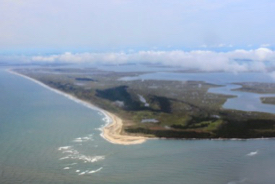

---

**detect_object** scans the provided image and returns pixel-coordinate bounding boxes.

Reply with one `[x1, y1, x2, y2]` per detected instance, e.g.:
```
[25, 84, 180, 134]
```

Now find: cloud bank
[31, 48, 275, 73]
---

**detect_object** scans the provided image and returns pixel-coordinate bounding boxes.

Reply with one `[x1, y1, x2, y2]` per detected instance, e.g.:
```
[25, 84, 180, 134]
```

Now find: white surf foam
[72, 134, 94, 143]
[62, 149, 78, 154]
[79, 171, 88, 175]
[76, 155, 105, 163]
[63, 167, 70, 170]
[59, 156, 70, 160]
[88, 167, 103, 174]
[58, 146, 72, 151]
[58, 146, 105, 163]
[98, 115, 113, 139]
[246, 150, 258, 156]
[78, 167, 103, 175]
[73, 138, 83, 143]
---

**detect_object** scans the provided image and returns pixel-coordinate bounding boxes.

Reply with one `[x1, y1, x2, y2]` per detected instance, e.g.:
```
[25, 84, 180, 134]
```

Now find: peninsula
[12, 68, 275, 144]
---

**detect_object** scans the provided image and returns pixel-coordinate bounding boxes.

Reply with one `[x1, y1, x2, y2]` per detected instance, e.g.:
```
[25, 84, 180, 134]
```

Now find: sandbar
[102, 111, 147, 145]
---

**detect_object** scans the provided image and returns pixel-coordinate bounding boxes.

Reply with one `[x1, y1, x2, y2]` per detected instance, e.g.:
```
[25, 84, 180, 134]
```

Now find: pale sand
[8, 69, 147, 145]
[102, 111, 147, 145]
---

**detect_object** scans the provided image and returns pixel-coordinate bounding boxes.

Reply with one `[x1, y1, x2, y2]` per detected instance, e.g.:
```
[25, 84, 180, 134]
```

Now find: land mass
[261, 97, 275, 105]
[13, 68, 275, 142]
[233, 82, 275, 94]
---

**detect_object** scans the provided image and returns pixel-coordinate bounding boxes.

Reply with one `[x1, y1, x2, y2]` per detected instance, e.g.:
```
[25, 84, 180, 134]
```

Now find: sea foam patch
[88, 167, 103, 174]
[72, 134, 94, 143]
[14, 70, 106, 175]
[58, 145, 105, 175]
[96, 115, 113, 137]
[58, 146, 105, 163]
[246, 150, 259, 156]
[77, 167, 103, 176]
[10, 70, 120, 148]
[58, 146, 72, 151]
[59, 156, 70, 160]
[79, 171, 86, 175]
[11, 70, 107, 176]
[102, 117, 111, 124]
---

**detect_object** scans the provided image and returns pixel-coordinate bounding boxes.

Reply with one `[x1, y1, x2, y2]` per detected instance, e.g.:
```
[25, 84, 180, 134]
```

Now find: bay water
[121, 71, 275, 114]
[1, 68, 275, 184]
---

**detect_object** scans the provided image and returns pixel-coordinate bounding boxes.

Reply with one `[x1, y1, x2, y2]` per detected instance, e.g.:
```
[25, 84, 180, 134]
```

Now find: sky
[1, 0, 275, 51]
[1, 0, 275, 73]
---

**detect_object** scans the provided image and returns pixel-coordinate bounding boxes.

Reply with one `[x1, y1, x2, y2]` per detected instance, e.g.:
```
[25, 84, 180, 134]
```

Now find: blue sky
[1, 0, 275, 75]
[1, 0, 275, 53]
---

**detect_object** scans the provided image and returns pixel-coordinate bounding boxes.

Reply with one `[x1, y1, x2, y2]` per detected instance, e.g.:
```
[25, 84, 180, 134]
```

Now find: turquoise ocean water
[1, 68, 275, 184]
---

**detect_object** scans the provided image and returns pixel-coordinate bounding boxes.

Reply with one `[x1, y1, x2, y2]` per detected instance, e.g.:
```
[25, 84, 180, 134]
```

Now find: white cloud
[229, 48, 274, 61]
[30, 48, 275, 72]
[32, 52, 129, 64]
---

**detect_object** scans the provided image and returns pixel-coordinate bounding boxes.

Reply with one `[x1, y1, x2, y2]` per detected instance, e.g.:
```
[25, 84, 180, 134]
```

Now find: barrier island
[13, 68, 275, 142]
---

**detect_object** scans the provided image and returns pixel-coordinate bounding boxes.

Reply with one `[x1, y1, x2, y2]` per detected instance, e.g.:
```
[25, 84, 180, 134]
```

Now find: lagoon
[121, 71, 275, 114]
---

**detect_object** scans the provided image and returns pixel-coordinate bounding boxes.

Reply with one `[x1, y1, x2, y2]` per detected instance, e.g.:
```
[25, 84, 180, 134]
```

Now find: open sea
[1, 67, 275, 184]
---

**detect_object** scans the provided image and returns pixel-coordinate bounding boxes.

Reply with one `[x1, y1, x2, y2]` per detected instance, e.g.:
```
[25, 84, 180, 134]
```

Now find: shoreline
[7, 69, 275, 143]
[102, 111, 147, 145]
[8, 69, 147, 145]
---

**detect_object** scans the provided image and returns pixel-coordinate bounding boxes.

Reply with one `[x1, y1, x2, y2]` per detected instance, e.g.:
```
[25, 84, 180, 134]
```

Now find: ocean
[1, 67, 275, 184]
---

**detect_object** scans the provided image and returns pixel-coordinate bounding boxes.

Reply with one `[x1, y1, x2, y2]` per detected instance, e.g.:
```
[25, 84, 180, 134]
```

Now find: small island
[233, 82, 275, 94]
[12, 68, 275, 144]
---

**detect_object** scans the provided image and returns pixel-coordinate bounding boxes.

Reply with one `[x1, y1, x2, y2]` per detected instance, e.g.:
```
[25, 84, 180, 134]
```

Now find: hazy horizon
[1, 0, 275, 75]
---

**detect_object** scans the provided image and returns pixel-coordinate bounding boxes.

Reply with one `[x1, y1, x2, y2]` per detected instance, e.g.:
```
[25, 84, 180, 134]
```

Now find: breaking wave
[72, 134, 94, 143]
[246, 150, 259, 156]
[77, 167, 103, 176]
[58, 146, 105, 163]
[58, 134, 105, 175]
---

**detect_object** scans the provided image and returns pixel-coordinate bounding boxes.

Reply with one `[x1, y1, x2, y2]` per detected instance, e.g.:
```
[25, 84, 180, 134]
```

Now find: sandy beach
[102, 111, 147, 145]
[8, 69, 147, 145]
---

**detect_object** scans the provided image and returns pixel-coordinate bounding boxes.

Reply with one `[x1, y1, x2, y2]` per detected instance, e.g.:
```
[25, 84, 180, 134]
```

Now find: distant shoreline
[8, 69, 147, 145]
[8, 68, 275, 142]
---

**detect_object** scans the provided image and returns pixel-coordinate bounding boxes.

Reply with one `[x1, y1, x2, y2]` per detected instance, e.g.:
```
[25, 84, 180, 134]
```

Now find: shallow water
[121, 72, 275, 113]
[209, 84, 275, 113]
[1, 68, 275, 184]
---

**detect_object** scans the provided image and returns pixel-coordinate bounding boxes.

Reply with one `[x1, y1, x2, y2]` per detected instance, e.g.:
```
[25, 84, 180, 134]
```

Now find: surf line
[8, 69, 147, 145]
